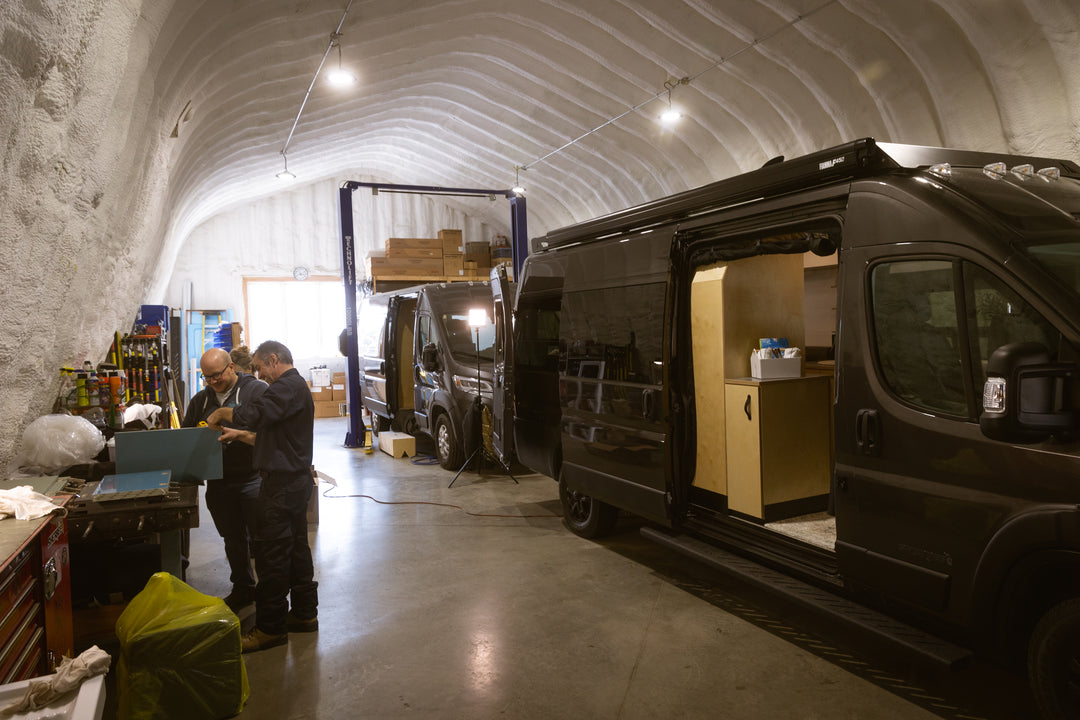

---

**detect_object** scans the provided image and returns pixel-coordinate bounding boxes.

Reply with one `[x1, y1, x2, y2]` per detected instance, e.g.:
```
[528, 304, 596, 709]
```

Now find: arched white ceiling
[146, 0, 1080, 297]
[2, 0, 1079, 470]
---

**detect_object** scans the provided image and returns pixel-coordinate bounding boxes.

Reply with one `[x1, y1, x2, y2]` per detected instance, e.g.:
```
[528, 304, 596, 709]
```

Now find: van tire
[434, 413, 463, 469]
[371, 416, 390, 437]
[1029, 597, 1080, 720]
[559, 473, 617, 538]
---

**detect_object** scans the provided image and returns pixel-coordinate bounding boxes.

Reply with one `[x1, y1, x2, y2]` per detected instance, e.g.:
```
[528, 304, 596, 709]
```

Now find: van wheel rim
[437, 423, 450, 459]
[566, 490, 590, 522]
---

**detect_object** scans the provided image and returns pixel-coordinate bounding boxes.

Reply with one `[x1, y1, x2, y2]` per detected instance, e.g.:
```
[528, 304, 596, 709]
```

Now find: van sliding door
[491, 266, 514, 465]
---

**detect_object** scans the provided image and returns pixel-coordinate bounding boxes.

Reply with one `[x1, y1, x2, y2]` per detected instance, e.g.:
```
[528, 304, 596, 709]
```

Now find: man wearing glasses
[182, 347, 267, 612]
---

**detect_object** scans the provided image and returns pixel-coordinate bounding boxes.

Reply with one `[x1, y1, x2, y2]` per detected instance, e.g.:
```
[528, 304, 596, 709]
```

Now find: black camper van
[491, 138, 1080, 718]
[358, 281, 498, 468]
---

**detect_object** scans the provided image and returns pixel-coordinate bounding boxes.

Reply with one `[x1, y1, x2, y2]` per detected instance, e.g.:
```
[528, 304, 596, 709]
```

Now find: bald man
[182, 347, 268, 612]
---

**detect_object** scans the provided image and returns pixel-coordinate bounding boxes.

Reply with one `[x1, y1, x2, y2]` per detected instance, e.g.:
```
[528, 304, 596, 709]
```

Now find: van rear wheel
[371, 416, 390, 437]
[434, 414, 463, 470]
[1029, 597, 1080, 720]
[559, 473, 617, 538]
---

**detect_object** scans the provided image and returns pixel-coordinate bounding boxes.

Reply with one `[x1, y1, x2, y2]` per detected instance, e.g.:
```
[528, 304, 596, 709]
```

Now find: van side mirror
[421, 343, 439, 372]
[980, 342, 1078, 443]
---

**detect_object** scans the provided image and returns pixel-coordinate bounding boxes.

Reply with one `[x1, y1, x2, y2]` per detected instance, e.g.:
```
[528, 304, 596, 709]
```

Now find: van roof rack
[539, 137, 1080, 251]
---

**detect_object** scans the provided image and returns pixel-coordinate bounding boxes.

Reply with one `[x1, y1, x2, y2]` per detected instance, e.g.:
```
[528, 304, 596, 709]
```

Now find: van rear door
[491, 266, 515, 465]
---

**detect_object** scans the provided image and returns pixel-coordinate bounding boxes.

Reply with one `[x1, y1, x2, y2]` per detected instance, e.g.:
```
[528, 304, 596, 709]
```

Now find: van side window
[871, 261, 967, 416]
[515, 302, 560, 371]
[560, 282, 665, 385]
[964, 263, 1061, 389]
[417, 315, 431, 352]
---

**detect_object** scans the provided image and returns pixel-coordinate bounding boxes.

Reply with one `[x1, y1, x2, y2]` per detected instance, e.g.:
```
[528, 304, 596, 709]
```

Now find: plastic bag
[17, 414, 105, 473]
[116, 573, 249, 720]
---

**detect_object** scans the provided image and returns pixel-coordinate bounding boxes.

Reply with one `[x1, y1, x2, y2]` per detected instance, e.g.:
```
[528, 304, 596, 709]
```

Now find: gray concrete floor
[181, 417, 1025, 720]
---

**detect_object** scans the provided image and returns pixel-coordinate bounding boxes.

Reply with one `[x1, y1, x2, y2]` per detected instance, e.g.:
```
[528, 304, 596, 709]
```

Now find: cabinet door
[725, 385, 762, 518]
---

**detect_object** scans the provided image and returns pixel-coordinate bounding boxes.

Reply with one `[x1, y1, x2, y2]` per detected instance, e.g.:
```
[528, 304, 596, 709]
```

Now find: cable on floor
[321, 486, 561, 519]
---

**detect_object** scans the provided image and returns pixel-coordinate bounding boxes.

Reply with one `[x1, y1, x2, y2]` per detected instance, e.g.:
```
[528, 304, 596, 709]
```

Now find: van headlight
[453, 375, 493, 396]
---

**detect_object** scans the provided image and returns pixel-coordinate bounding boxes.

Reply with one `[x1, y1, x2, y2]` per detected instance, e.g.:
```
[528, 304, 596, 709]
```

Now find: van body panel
[491, 266, 515, 465]
[511, 255, 567, 479]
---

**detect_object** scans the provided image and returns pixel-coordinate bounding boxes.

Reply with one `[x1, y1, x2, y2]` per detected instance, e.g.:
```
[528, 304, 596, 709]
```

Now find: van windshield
[439, 311, 496, 362]
[1024, 238, 1080, 300]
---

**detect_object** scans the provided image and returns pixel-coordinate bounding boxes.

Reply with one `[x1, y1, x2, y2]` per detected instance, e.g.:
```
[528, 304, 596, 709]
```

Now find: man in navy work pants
[182, 347, 267, 612]
[207, 340, 319, 653]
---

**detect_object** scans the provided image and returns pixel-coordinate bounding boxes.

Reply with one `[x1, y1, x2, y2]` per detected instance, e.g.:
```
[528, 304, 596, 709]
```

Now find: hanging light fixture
[511, 166, 526, 195]
[660, 78, 686, 125]
[326, 32, 357, 87]
[276, 151, 296, 181]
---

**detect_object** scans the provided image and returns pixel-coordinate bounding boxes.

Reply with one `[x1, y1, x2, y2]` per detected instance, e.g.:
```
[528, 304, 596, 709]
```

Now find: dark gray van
[358, 281, 498, 468]
[492, 138, 1080, 718]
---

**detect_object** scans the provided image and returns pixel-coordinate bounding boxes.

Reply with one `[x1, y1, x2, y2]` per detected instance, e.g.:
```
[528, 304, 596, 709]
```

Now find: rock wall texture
[0, 0, 175, 471]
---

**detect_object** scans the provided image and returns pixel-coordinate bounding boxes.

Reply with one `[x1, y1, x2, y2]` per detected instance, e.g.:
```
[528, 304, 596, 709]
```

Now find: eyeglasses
[203, 364, 232, 382]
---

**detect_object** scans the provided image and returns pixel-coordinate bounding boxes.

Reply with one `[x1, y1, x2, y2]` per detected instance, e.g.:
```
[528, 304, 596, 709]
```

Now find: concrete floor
[178, 417, 1027, 720]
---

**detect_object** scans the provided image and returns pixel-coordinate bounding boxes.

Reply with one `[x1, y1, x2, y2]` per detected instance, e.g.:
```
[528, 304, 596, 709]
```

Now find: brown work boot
[286, 611, 318, 633]
[241, 627, 287, 653]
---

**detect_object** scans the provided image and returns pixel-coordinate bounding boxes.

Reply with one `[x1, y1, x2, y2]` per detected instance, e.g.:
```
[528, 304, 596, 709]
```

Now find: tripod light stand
[449, 307, 518, 488]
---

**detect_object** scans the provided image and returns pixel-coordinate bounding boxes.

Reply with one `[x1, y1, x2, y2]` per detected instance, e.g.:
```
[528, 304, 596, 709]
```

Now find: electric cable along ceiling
[88, 0, 1080, 295]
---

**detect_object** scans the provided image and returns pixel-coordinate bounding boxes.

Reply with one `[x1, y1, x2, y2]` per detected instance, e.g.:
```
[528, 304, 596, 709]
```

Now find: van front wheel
[559, 473, 617, 538]
[1029, 597, 1080, 720]
[435, 414, 463, 470]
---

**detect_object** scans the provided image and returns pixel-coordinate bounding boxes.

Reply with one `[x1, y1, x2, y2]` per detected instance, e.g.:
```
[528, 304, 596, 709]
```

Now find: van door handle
[642, 389, 655, 420]
[855, 408, 879, 455]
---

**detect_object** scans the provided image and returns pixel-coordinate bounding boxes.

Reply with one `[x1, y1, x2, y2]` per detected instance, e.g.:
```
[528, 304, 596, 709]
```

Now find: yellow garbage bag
[115, 572, 249, 720]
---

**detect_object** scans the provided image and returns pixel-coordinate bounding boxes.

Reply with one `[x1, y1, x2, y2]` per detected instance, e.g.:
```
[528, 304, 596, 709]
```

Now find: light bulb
[661, 107, 682, 125]
[327, 67, 357, 86]
[276, 169, 296, 181]
[512, 185, 526, 195]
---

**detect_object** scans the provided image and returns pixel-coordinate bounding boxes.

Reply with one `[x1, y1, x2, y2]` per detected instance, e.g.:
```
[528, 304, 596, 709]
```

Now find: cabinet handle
[743, 394, 752, 421]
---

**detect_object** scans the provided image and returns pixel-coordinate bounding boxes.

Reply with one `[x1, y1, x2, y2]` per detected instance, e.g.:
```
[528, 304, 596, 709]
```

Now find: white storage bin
[751, 355, 802, 379]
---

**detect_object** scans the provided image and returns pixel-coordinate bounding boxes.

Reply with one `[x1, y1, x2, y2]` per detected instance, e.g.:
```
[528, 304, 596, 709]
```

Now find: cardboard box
[331, 384, 346, 401]
[443, 255, 464, 276]
[311, 386, 333, 402]
[332, 372, 346, 383]
[464, 242, 491, 268]
[439, 229, 463, 255]
[750, 355, 802, 379]
[387, 237, 443, 258]
[378, 431, 416, 458]
[313, 400, 340, 418]
[369, 256, 444, 278]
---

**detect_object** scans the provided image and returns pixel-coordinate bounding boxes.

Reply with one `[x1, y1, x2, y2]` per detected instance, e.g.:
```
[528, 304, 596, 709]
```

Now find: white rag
[0, 486, 64, 521]
[0, 645, 110, 715]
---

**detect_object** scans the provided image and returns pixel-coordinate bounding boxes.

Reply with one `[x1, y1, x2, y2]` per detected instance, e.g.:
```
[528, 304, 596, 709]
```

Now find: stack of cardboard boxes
[365, 229, 497, 286]
[311, 370, 348, 418]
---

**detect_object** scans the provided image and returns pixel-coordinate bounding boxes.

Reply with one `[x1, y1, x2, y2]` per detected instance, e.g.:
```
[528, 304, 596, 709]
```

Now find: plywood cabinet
[724, 375, 831, 521]
[690, 253, 806, 496]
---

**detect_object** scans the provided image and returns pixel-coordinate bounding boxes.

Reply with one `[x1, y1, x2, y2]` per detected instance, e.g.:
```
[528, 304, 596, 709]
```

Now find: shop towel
[0, 485, 65, 521]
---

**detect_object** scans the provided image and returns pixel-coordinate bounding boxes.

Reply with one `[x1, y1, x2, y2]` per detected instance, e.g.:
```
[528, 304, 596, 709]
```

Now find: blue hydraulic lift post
[337, 180, 528, 449]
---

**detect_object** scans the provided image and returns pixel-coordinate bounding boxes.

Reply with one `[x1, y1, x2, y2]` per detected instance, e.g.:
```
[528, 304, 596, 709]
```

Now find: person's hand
[218, 427, 255, 446]
[205, 407, 233, 429]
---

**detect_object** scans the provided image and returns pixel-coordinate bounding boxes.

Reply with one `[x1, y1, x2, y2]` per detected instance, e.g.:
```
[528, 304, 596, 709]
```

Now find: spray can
[76, 371, 88, 408]
[111, 371, 126, 427]
[98, 371, 109, 409]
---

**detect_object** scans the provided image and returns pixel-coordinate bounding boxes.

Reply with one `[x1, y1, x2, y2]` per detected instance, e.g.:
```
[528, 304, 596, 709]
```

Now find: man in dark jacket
[183, 347, 267, 611]
[207, 340, 318, 653]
